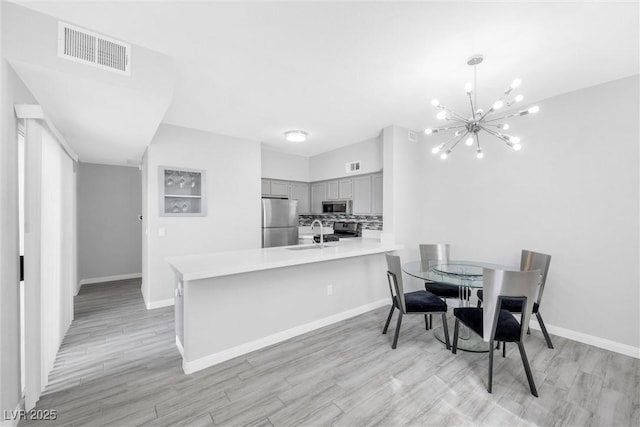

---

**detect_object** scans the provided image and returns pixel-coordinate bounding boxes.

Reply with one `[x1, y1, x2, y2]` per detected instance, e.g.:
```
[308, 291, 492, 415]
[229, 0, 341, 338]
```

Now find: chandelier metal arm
[438, 105, 469, 122]
[448, 131, 470, 152]
[481, 126, 512, 144]
[485, 108, 531, 123]
[429, 124, 467, 134]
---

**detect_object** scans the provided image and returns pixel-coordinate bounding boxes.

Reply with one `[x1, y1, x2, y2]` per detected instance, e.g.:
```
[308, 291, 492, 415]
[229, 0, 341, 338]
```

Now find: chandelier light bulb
[513, 143, 522, 151]
[465, 137, 474, 146]
[440, 149, 451, 160]
[510, 78, 522, 89]
[425, 128, 433, 135]
[509, 136, 521, 144]
[476, 149, 484, 159]
[465, 82, 473, 93]
[432, 143, 445, 154]
[514, 94, 524, 102]
[476, 108, 483, 116]
[431, 99, 440, 107]
[493, 100, 504, 110]
[436, 110, 447, 120]
[497, 123, 510, 130]
[528, 106, 540, 114]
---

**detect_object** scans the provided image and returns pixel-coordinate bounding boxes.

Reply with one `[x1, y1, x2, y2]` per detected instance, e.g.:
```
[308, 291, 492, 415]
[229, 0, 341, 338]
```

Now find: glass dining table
[402, 260, 518, 352]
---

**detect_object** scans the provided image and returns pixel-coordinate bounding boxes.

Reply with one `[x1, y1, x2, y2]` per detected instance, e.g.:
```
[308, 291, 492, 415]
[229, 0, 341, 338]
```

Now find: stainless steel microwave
[322, 200, 352, 214]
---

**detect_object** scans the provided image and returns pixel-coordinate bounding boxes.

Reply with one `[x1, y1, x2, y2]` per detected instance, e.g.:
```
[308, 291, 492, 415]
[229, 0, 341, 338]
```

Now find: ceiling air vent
[58, 22, 130, 75]
[408, 130, 418, 142]
[345, 161, 361, 173]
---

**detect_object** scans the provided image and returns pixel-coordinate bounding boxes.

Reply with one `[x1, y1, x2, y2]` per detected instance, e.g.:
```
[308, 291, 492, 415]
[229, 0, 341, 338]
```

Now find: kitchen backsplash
[298, 214, 383, 230]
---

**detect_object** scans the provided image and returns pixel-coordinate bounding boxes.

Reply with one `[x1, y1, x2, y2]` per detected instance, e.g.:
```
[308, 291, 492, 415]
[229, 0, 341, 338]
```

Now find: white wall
[0, 58, 37, 416]
[77, 163, 142, 284]
[261, 149, 309, 181]
[309, 134, 382, 181]
[385, 76, 640, 352]
[143, 124, 261, 308]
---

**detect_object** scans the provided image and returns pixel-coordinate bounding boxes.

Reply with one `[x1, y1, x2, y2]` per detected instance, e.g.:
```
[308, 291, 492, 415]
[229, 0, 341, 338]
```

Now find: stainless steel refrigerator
[262, 198, 299, 248]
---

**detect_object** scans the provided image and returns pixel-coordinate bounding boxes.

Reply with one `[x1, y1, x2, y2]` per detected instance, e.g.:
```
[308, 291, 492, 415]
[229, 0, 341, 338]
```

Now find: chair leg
[424, 315, 429, 330]
[441, 313, 451, 350]
[382, 305, 395, 334]
[517, 341, 538, 397]
[536, 312, 554, 349]
[502, 342, 506, 358]
[391, 312, 403, 349]
[496, 341, 500, 350]
[477, 300, 482, 308]
[429, 314, 433, 329]
[488, 339, 494, 393]
[452, 319, 460, 354]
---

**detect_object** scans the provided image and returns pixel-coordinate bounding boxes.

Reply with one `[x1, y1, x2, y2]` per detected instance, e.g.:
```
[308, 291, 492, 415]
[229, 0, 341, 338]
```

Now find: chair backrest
[419, 244, 450, 269]
[385, 253, 407, 313]
[482, 268, 540, 342]
[520, 250, 551, 305]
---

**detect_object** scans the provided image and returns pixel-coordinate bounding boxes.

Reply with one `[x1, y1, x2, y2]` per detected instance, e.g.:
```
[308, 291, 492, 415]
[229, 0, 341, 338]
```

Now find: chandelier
[425, 54, 539, 159]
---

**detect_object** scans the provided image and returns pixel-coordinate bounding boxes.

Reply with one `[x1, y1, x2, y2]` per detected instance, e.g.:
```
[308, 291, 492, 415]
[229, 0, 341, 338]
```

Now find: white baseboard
[145, 298, 174, 310]
[183, 299, 389, 374]
[529, 319, 640, 359]
[0, 400, 24, 427]
[175, 336, 184, 358]
[79, 273, 141, 286]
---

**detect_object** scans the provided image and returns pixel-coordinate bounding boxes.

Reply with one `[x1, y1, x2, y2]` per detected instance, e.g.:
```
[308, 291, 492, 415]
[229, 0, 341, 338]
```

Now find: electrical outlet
[327, 284, 333, 295]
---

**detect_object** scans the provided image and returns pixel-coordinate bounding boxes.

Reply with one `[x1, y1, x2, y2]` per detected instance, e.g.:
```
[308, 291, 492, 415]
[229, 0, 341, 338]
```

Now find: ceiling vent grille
[345, 161, 361, 173]
[58, 22, 130, 75]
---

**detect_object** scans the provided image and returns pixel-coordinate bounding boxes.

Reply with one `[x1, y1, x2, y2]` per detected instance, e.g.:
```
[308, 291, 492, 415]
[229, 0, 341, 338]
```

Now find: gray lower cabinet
[311, 182, 326, 213]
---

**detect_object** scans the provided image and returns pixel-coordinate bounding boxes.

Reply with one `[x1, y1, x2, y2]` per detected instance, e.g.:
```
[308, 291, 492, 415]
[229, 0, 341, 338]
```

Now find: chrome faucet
[311, 219, 324, 248]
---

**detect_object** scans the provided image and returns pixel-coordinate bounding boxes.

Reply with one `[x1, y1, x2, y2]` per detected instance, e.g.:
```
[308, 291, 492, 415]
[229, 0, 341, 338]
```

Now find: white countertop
[166, 238, 402, 281]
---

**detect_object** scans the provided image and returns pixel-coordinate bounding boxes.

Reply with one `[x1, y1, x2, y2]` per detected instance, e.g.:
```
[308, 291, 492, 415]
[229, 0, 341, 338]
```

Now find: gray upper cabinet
[290, 182, 310, 214]
[339, 179, 353, 199]
[326, 181, 339, 200]
[311, 182, 326, 213]
[261, 179, 271, 196]
[372, 173, 383, 214]
[270, 180, 290, 197]
[352, 175, 372, 214]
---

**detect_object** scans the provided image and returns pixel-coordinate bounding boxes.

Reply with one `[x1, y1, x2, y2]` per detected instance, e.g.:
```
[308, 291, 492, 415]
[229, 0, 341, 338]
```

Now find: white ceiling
[10, 1, 640, 161]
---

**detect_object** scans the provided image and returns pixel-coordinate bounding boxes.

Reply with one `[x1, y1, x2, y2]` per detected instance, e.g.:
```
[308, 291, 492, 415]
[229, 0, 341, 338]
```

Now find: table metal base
[433, 323, 490, 353]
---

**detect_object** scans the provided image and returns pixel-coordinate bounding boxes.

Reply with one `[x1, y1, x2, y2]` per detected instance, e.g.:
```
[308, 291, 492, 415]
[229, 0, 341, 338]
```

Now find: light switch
[159, 227, 166, 237]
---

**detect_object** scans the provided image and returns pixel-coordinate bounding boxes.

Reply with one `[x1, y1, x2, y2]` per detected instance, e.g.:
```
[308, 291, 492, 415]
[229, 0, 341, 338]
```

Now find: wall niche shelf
[159, 166, 206, 217]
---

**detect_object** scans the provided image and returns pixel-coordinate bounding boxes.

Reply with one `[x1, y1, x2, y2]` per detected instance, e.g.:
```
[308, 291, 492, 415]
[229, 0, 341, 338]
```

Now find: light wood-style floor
[21, 279, 639, 426]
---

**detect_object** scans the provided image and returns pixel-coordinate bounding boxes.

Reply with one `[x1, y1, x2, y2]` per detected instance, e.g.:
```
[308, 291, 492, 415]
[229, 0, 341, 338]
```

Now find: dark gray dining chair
[383, 253, 450, 349]
[419, 243, 469, 329]
[453, 268, 540, 397]
[477, 250, 553, 348]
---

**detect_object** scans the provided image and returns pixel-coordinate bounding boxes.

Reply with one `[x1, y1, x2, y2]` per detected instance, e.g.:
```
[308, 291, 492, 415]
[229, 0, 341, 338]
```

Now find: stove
[332, 221, 360, 238]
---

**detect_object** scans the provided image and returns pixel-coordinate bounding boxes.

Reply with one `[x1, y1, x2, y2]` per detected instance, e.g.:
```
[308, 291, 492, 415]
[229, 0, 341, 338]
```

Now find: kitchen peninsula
[166, 238, 402, 374]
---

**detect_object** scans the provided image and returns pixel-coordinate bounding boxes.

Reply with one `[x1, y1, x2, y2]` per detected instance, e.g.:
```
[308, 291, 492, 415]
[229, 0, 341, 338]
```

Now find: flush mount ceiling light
[284, 130, 308, 143]
[425, 54, 539, 160]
